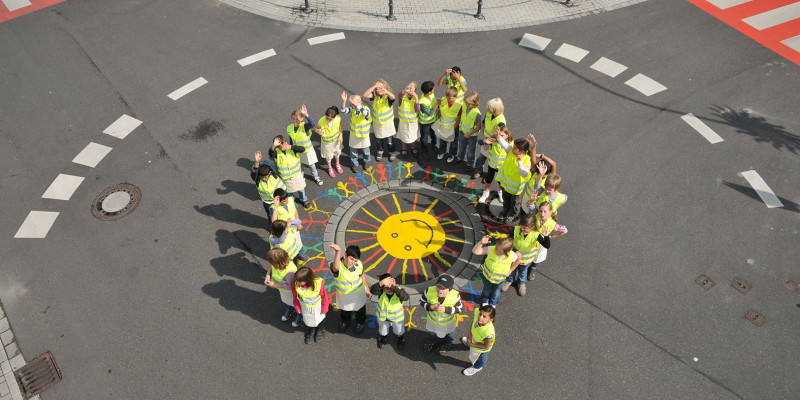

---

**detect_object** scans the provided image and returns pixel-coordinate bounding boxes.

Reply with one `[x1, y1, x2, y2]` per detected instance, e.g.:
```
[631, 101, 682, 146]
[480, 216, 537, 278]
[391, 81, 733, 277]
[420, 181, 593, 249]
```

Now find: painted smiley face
[376, 211, 445, 259]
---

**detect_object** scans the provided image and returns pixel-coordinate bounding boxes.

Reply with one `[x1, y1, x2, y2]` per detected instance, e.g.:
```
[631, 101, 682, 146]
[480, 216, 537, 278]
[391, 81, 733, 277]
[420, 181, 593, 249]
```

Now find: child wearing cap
[370, 273, 409, 350]
[420, 274, 463, 354]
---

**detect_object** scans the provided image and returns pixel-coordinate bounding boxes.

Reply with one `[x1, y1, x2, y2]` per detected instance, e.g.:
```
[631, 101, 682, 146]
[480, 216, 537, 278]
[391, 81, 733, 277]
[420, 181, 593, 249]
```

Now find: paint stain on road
[180, 119, 224, 142]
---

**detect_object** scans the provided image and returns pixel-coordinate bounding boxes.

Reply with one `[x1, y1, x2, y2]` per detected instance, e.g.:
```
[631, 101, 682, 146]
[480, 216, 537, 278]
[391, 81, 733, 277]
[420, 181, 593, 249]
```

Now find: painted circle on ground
[101, 191, 132, 213]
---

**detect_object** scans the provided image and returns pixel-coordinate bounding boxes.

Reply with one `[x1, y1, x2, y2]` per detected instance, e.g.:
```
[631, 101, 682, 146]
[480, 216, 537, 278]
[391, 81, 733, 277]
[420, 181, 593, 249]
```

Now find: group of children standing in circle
[247, 66, 569, 376]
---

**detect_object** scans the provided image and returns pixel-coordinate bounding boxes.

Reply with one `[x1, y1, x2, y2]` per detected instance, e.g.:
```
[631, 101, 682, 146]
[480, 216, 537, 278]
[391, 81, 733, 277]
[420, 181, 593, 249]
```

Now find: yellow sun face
[376, 211, 445, 259]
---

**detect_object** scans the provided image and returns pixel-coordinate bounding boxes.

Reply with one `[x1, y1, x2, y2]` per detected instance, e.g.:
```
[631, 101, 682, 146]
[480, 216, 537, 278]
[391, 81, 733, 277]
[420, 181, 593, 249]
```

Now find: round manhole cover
[92, 184, 141, 221]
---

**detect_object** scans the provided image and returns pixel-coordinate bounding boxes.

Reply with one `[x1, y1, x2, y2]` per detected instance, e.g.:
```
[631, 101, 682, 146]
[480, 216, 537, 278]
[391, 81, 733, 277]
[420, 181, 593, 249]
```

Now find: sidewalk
[0, 304, 36, 400]
[219, 0, 648, 33]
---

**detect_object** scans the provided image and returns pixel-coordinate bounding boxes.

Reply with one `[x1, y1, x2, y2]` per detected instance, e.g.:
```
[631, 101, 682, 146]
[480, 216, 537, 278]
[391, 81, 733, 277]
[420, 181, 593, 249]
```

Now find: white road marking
[14, 211, 59, 239]
[167, 77, 208, 100]
[624, 73, 667, 96]
[590, 57, 628, 77]
[707, 0, 751, 9]
[103, 114, 142, 139]
[781, 34, 800, 52]
[681, 113, 724, 144]
[554, 43, 589, 63]
[42, 174, 85, 200]
[1, 0, 31, 12]
[72, 142, 113, 168]
[742, 2, 800, 30]
[741, 170, 784, 208]
[518, 33, 551, 51]
[307, 32, 345, 45]
[238, 49, 276, 66]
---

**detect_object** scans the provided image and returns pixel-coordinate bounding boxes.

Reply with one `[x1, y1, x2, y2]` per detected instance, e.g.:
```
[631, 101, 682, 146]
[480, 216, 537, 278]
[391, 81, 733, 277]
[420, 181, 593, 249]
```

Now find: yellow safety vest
[398, 95, 417, 123]
[439, 98, 461, 130]
[376, 290, 404, 323]
[425, 286, 459, 326]
[274, 198, 297, 222]
[446, 75, 467, 103]
[535, 191, 567, 214]
[371, 95, 394, 125]
[275, 148, 302, 182]
[499, 153, 531, 195]
[334, 259, 364, 295]
[535, 217, 557, 249]
[469, 308, 495, 353]
[256, 175, 285, 203]
[513, 226, 540, 264]
[524, 173, 547, 201]
[460, 106, 481, 135]
[270, 261, 297, 291]
[349, 109, 371, 139]
[270, 230, 301, 259]
[296, 277, 323, 307]
[286, 123, 312, 155]
[483, 113, 507, 139]
[482, 246, 515, 284]
[488, 141, 507, 169]
[418, 94, 437, 124]
[317, 115, 341, 143]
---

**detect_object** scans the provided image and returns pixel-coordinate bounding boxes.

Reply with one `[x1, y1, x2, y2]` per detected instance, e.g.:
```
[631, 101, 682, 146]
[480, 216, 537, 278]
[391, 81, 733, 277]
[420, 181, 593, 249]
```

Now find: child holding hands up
[370, 273, 410, 350]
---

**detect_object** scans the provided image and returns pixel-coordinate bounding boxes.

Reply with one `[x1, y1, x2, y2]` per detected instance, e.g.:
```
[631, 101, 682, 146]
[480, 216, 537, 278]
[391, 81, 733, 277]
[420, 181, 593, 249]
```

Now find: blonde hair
[545, 174, 562, 191]
[464, 92, 480, 109]
[348, 94, 362, 104]
[498, 125, 513, 142]
[375, 78, 393, 94]
[445, 86, 458, 97]
[486, 98, 504, 116]
[290, 109, 303, 119]
[267, 248, 290, 270]
[406, 81, 418, 94]
[495, 237, 513, 255]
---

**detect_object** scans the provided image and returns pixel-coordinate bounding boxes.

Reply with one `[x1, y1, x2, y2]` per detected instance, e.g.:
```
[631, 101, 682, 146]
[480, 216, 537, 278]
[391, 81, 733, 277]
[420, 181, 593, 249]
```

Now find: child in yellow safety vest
[528, 167, 568, 216]
[477, 125, 512, 205]
[363, 79, 397, 162]
[250, 151, 285, 218]
[474, 97, 507, 179]
[395, 81, 421, 158]
[340, 91, 372, 173]
[264, 248, 299, 325]
[417, 81, 438, 160]
[496, 137, 533, 225]
[270, 135, 311, 209]
[292, 266, 330, 344]
[269, 219, 307, 266]
[313, 106, 344, 178]
[420, 274, 463, 354]
[437, 66, 468, 103]
[460, 305, 496, 376]
[525, 201, 568, 282]
[369, 273, 409, 350]
[522, 136, 558, 210]
[501, 213, 551, 296]
[472, 235, 522, 307]
[329, 243, 371, 335]
[457, 92, 483, 173]
[434, 86, 462, 162]
[268, 188, 300, 226]
[287, 105, 323, 186]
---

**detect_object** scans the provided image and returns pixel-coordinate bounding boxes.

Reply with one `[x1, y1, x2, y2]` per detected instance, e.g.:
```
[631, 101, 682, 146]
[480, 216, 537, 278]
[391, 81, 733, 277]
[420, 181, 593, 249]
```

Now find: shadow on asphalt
[216, 180, 260, 201]
[711, 105, 800, 155]
[201, 279, 296, 333]
[194, 203, 269, 230]
[722, 181, 800, 213]
[210, 251, 265, 285]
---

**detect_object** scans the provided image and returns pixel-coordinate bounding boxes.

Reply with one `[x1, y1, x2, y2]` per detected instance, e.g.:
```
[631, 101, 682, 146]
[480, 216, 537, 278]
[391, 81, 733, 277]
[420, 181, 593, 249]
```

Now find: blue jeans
[419, 123, 437, 153]
[303, 163, 319, 179]
[473, 351, 489, 369]
[457, 134, 478, 167]
[506, 262, 532, 284]
[375, 137, 395, 156]
[349, 147, 371, 167]
[428, 330, 454, 345]
[480, 273, 503, 306]
[475, 153, 488, 172]
[292, 189, 307, 203]
[438, 139, 457, 157]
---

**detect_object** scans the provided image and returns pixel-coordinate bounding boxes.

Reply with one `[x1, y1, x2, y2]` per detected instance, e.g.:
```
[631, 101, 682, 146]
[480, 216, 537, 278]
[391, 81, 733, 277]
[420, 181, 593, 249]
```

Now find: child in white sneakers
[460, 304, 496, 376]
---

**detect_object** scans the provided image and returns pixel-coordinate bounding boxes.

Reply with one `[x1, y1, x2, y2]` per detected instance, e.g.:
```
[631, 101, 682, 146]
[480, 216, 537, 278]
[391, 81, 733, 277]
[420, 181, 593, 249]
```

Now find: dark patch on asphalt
[180, 119, 224, 142]
[157, 143, 168, 159]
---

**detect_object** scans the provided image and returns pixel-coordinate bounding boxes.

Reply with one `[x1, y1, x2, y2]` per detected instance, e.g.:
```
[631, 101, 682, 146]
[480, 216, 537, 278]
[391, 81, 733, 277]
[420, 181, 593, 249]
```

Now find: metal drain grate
[91, 183, 141, 221]
[745, 310, 765, 327]
[695, 275, 714, 290]
[732, 278, 751, 294]
[13, 352, 61, 399]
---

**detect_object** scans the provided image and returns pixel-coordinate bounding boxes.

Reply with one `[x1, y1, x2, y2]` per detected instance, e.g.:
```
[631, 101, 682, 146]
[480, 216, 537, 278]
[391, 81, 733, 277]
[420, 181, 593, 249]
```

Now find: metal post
[474, 0, 485, 19]
[302, 0, 312, 13]
[387, 0, 397, 21]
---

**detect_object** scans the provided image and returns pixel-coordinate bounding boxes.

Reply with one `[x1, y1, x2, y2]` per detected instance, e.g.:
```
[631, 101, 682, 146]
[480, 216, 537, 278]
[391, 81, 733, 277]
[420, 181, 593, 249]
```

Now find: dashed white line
[590, 57, 628, 77]
[14, 211, 59, 239]
[238, 49, 276, 66]
[742, 2, 800, 30]
[740, 170, 783, 208]
[681, 113, 724, 144]
[554, 43, 589, 63]
[307, 32, 345, 46]
[72, 142, 113, 168]
[103, 114, 142, 139]
[1, 0, 31, 12]
[167, 77, 208, 100]
[706, 0, 751, 9]
[624, 73, 667, 96]
[518, 33, 551, 51]
[42, 174, 85, 200]
[781, 34, 800, 52]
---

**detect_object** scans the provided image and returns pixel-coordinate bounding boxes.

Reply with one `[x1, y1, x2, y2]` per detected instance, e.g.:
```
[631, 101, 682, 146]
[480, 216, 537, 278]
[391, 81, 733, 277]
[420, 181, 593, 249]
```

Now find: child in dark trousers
[417, 81, 438, 160]
[370, 273, 409, 350]
[329, 244, 371, 335]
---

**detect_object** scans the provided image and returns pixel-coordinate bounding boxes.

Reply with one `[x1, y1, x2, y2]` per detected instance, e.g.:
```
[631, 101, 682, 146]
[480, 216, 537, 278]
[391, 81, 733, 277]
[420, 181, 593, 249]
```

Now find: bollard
[387, 0, 397, 20]
[302, 0, 312, 13]
[474, 0, 485, 19]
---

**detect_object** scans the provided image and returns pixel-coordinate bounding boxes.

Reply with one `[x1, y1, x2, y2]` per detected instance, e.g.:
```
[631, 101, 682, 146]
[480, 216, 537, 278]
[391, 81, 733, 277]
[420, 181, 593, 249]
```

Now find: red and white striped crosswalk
[0, 0, 67, 23]
[687, 0, 800, 66]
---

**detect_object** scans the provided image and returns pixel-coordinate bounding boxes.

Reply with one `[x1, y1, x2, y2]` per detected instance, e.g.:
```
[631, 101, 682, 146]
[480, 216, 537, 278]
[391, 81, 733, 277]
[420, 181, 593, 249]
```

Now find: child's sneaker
[376, 153, 383, 162]
[446, 155, 456, 163]
[518, 283, 527, 296]
[472, 170, 481, 179]
[412, 148, 419, 158]
[497, 193, 504, 204]
[437, 153, 445, 160]
[460, 336, 469, 346]
[396, 335, 406, 350]
[478, 190, 490, 204]
[314, 176, 324, 186]
[314, 327, 325, 343]
[377, 335, 388, 349]
[281, 308, 295, 322]
[297, 253, 309, 263]
[328, 168, 336, 178]
[388, 153, 396, 161]
[304, 328, 313, 344]
[335, 164, 343, 174]
[462, 367, 482, 376]
[292, 314, 304, 328]
[401, 148, 407, 156]
[501, 281, 513, 292]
